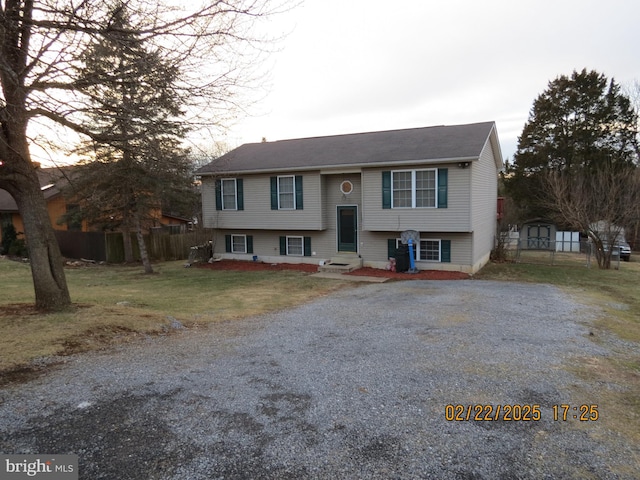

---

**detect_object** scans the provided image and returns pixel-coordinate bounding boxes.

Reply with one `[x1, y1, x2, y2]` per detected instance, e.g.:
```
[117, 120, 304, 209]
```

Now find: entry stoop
[319, 254, 362, 273]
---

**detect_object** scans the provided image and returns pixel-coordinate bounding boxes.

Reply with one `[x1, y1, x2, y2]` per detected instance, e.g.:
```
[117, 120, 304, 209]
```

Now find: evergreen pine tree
[67, 3, 197, 273]
[504, 69, 638, 221]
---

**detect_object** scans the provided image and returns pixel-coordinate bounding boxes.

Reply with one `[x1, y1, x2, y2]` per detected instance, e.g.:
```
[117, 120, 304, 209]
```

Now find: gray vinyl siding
[211, 230, 305, 256]
[323, 174, 362, 253]
[361, 165, 472, 232]
[470, 140, 499, 264]
[211, 229, 331, 262]
[199, 127, 501, 273]
[359, 231, 473, 267]
[200, 178, 216, 228]
[210, 228, 473, 270]
[201, 172, 325, 230]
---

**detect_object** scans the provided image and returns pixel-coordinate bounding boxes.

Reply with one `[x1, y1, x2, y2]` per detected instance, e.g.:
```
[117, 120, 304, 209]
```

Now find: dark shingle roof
[197, 121, 497, 175]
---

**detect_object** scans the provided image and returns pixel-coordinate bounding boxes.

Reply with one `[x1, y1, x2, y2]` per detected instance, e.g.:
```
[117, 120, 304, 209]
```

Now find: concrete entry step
[310, 272, 389, 283]
[318, 254, 362, 273]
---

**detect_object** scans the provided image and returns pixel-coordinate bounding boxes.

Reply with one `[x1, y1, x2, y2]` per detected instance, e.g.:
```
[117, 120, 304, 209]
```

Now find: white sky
[221, 0, 640, 161]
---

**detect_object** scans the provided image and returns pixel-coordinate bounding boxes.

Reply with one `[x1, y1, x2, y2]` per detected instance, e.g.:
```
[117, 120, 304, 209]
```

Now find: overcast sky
[221, 0, 640, 161]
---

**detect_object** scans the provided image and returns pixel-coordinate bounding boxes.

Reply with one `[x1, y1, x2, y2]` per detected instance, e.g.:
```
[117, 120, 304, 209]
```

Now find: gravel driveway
[1, 280, 637, 479]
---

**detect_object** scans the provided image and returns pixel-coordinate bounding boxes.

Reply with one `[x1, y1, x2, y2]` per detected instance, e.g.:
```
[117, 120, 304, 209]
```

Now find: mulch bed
[344, 267, 470, 280]
[197, 259, 470, 280]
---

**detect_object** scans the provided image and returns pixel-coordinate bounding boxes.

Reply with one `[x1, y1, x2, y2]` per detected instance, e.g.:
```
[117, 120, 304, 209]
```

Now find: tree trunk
[121, 221, 134, 263]
[134, 214, 153, 274]
[10, 170, 72, 311]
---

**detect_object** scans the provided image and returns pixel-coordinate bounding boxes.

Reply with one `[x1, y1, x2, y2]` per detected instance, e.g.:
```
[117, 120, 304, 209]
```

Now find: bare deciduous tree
[543, 166, 640, 268]
[0, 0, 288, 310]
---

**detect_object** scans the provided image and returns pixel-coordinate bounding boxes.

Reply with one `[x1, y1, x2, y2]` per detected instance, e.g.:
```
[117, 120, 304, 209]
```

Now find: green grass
[0, 259, 350, 376]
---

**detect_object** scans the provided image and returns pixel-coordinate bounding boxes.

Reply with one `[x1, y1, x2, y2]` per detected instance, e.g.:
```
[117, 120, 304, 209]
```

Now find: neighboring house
[589, 220, 626, 243]
[0, 167, 89, 241]
[196, 122, 503, 273]
[1, 166, 191, 241]
[155, 213, 194, 234]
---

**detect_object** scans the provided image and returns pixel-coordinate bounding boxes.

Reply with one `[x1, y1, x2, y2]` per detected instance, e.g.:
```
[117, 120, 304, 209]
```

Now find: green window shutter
[271, 177, 278, 210]
[225, 235, 232, 253]
[236, 179, 244, 211]
[279, 236, 286, 255]
[387, 239, 397, 259]
[304, 236, 311, 256]
[441, 240, 451, 263]
[246, 235, 253, 254]
[215, 179, 222, 211]
[295, 175, 303, 210]
[382, 171, 391, 209]
[437, 168, 448, 208]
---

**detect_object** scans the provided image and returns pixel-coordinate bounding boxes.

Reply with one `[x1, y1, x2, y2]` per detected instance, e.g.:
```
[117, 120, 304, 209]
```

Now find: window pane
[232, 235, 246, 253]
[279, 177, 295, 209]
[392, 171, 412, 208]
[416, 170, 435, 207]
[287, 237, 303, 255]
[222, 179, 236, 210]
[420, 240, 440, 261]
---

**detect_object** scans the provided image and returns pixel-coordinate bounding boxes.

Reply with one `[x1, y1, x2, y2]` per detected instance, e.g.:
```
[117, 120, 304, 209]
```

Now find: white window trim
[221, 178, 237, 210]
[418, 238, 441, 262]
[231, 234, 247, 254]
[278, 175, 296, 210]
[391, 169, 437, 209]
[286, 235, 304, 256]
[395, 237, 442, 262]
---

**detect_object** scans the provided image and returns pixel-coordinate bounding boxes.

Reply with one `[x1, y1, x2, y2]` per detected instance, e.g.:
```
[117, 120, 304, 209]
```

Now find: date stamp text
[444, 404, 599, 422]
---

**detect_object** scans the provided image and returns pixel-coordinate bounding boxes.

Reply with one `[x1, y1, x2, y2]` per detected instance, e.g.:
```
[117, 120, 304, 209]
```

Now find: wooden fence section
[146, 229, 214, 262]
[57, 229, 214, 263]
[55, 230, 107, 262]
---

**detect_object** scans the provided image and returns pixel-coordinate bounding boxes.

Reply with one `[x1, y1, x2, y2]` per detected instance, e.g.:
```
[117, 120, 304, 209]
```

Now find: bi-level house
[196, 121, 503, 273]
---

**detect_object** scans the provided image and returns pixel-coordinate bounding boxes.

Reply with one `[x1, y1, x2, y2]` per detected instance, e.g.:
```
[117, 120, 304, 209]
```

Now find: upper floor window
[215, 178, 244, 211]
[271, 175, 303, 210]
[278, 176, 295, 209]
[382, 168, 447, 209]
[221, 179, 237, 210]
[392, 169, 437, 208]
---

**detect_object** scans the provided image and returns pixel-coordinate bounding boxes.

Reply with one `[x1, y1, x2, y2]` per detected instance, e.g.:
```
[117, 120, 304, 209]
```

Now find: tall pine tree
[504, 69, 638, 221]
[67, 3, 196, 273]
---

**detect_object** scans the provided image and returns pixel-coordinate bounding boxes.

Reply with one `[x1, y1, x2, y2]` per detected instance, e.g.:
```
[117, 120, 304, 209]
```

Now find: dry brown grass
[478, 257, 640, 446]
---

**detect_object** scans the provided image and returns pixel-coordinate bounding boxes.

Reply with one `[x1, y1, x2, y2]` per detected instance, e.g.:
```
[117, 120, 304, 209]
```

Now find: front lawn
[0, 259, 350, 378]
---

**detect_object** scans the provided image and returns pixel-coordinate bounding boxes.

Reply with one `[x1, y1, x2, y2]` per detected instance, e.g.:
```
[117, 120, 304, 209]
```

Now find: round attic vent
[340, 180, 353, 195]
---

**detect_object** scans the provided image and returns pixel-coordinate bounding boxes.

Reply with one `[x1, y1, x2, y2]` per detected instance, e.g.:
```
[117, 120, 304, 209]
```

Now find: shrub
[1, 223, 17, 255]
[1, 224, 28, 257]
[8, 238, 28, 257]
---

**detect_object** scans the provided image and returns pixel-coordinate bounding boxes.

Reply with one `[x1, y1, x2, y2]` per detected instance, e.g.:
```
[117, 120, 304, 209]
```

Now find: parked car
[603, 241, 631, 262]
[616, 242, 631, 262]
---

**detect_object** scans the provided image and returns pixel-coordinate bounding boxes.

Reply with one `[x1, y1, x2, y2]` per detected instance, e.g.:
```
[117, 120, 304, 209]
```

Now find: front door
[337, 206, 357, 252]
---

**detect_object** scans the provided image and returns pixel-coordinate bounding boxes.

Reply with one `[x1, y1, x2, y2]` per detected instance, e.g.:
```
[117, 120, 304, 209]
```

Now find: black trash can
[395, 244, 410, 273]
